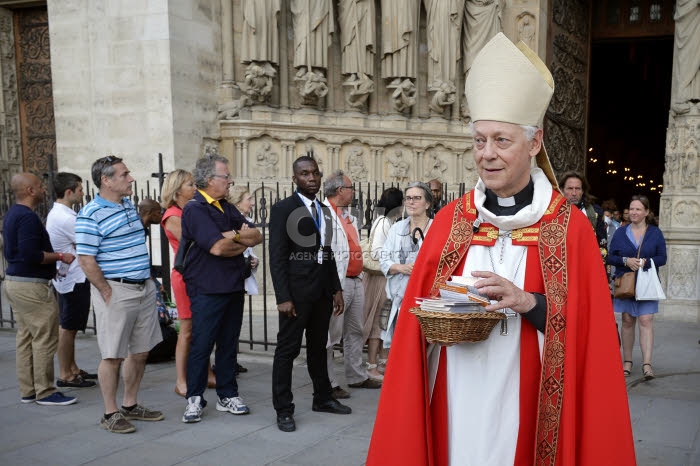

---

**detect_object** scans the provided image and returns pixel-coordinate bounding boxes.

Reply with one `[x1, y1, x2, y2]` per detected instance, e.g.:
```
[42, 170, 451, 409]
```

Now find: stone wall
[0, 7, 22, 187]
[48, 0, 221, 184]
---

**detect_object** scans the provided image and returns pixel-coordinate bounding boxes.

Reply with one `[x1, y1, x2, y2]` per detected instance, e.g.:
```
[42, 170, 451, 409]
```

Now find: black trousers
[272, 294, 333, 416]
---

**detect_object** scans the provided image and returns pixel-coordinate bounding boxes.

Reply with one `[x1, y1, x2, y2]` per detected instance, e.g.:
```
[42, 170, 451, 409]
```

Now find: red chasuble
[366, 190, 636, 466]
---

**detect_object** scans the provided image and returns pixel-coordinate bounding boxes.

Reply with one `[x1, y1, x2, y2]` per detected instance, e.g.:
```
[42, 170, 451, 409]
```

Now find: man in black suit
[269, 156, 351, 432]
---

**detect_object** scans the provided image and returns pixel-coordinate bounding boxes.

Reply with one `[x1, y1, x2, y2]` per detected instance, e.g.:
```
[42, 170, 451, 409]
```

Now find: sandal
[623, 360, 633, 377]
[642, 363, 655, 381]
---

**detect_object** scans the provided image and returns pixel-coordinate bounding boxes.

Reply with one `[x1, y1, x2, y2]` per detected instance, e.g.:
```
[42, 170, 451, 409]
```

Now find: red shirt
[329, 200, 363, 277]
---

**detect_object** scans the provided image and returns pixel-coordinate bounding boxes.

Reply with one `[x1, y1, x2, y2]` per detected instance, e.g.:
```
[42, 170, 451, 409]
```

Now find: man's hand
[249, 256, 259, 268]
[62, 252, 76, 264]
[332, 291, 344, 316]
[471, 270, 536, 314]
[278, 300, 296, 317]
[99, 285, 113, 306]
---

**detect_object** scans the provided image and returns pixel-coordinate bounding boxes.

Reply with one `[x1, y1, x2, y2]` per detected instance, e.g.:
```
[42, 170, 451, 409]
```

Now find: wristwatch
[232, 230, 241, 242]
[623, 257, 628, 266]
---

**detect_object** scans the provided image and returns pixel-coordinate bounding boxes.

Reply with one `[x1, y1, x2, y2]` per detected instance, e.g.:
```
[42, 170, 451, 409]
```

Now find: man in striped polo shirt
[76, 156, 164, 434]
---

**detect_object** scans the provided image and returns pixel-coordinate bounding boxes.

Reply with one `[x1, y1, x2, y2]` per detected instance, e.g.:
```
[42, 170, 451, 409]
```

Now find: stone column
[659, 4, 700, 322]
[327, 144, 341, 173]
[220, 0, 235, 100]
[241, 139, 249, 177]
[281, 141, 296, 178]
[370, 146, 383, 180]
[234, 139, 244, 177]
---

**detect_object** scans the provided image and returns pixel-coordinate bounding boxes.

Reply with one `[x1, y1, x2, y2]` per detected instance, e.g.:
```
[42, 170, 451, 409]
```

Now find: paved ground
[0, 317, 698, 466]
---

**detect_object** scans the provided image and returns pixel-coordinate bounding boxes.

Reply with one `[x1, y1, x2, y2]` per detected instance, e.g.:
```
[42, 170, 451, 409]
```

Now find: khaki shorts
[92, 280, 162, 359]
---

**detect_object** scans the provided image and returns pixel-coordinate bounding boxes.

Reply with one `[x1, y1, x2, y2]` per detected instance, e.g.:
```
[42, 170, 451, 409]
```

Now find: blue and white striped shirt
[75, 194, 151, 280]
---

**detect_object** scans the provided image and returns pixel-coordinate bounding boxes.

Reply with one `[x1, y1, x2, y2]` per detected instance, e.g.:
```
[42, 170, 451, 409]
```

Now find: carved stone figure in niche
[204, 144, 221, 157]
[294, 68, 329, 105]
[517, 12, 536, 51]
[239, 62, 276, 103]
[461, 0, 504, 119]
[339, 0, 375, 81]
[240, 0, 280, 66]
[428, 80, 457, 114]
[424, 0, 464, 92]
[218, 95, 250, 120]
[672, 0, 700, 114]
[387, 149, 411, 182]
[346, 147, 369, 181]
[389, 78, 417, 113]
[424, 151, 448, 181]
[291, 0, 334, 72]
[681, 144, 698, 189]
[255, 141, 279, 179]
[381, 0, 417, 83]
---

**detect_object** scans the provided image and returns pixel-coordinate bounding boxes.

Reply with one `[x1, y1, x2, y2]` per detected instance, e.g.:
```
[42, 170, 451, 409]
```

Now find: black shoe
[78, 369, 98, 380]
[312, 399, 352, 415]
[57, 375, 96, 388]
[277, 414, 296, 432]
[236, 363, 248, 373]
[331, 386, 350, 399]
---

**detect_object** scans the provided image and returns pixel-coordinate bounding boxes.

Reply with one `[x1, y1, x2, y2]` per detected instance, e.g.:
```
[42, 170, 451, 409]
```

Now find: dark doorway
[586, 37, 673, 215]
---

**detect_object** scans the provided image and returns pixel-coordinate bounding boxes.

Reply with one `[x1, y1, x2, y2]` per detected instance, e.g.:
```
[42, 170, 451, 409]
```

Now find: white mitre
[465, 32, 559, 190]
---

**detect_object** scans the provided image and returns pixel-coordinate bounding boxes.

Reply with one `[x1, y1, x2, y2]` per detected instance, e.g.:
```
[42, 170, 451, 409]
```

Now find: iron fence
[0, 157, 466, 351]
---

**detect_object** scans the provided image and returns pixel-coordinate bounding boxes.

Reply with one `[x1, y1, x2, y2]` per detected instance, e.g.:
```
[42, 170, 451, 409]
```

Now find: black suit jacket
[269, 193, 343, 305]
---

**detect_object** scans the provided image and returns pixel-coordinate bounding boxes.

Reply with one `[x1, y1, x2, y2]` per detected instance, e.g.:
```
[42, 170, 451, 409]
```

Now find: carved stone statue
[389, 78, 417, 113]
[461, 0, 503, 119]
[241, 0, 280, 65]
[672, 0, 700, 114]
[339, 0, 375, 80]
[428, 80, 457, 114]
[381, 0, 418, 82]
[291, 0, 334, 72]
[218, 95, 250, 120]
[255, 141, 279, 179]
[346, 147, 369, 181]
[424, 0, 464, 87]
[424, 151, 448, 180]
[387, 149, 411, 182]
[294, 68, 329, 105]
[343, 74, 375, 108]
[517, 12, 536, 51]
[239, 62, 276, 103]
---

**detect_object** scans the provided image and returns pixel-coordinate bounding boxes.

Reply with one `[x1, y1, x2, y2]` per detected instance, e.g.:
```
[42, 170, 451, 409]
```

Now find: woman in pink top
[160, 169, 215, 396]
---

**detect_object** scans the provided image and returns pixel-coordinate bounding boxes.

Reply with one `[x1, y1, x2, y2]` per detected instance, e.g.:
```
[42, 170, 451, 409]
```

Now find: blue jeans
[186, 291, 244, 402]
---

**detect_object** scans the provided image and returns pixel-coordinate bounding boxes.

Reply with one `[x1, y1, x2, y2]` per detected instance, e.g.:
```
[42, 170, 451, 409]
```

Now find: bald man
[138, 198, 163, 228]
[3, 173, 78, 406]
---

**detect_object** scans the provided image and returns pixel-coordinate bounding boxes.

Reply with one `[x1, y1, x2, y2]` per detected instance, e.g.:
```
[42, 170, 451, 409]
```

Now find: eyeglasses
[96, 155, 120, 177]
[405, 195, 423, 202]
[212, 174, 232, 181]
[339, 186, 355, 191]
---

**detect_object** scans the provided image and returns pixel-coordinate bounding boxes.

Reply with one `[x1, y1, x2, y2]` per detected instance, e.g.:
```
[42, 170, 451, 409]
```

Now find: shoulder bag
[613, 229, 644, 299]
[360, 217, 385, 276]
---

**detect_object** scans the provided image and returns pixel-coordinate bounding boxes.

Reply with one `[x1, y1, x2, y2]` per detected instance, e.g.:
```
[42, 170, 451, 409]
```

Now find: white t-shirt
[46, 202, 86, 294]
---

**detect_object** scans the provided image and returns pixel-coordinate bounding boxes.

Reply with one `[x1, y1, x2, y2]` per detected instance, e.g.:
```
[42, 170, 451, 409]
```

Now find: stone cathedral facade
[0, 0, 698, 321]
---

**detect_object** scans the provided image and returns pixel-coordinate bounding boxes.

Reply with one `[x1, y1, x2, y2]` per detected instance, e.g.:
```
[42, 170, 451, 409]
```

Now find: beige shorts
[91, 280, 162, 359]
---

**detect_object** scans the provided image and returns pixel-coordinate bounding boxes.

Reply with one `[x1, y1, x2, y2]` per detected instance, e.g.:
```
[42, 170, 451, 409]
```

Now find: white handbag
[635, 259, 666, 301]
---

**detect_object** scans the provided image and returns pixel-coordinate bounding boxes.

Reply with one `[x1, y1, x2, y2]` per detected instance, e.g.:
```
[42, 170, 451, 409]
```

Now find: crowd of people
[4, 32, 665, 464]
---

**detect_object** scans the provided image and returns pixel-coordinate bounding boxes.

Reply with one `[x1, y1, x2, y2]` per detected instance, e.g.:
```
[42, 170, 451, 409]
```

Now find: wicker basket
[409, 307, 505, 344]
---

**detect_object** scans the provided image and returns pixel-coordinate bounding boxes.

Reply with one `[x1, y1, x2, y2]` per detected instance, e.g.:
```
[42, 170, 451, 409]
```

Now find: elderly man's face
[473, 121, 540, 198]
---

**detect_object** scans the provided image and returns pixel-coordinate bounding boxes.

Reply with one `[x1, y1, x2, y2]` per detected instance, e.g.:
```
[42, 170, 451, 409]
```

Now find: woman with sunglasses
[379, 182, 433, 348]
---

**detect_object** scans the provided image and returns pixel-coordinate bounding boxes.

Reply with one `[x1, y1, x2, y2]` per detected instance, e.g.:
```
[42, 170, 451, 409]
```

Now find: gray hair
[193, 155, 228, 189]
[468, 122, 539, 142]
[323, 169, 346, 197]
[405, 181, 433, 206]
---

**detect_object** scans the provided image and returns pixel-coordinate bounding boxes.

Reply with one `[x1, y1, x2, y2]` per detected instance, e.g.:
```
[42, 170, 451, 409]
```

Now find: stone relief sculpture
[218, 95, 250, 120]
[461, 0, 504, 119]
[673, 200, 700, 226]
[339, 0, 376, 109]
[424, 150, 448, 181]
[668, 248, 698, 298]
[345, 147, 369, 181]
[387, 148, 411, 182]
[681, 140, 698, 189]
[424, 0, 464, 115]
[672, 0, 700, 115]
[291, 0, 334, 105]
[517, 12, 537, 51]
[255, 141, 279, 179]
[381, 0, 418, 113]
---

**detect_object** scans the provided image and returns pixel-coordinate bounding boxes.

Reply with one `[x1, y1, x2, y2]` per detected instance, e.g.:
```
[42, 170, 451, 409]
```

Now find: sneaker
[182, 396, 203, 423]
[100, 412, 136, 434]
[57, 375, 96, 388]
[20, 394, 36, 404]
[35, 392, 77, 406]
[331, 386, 351, 399]
[120, 404, 164, 421]
[216, 396, 250, 415]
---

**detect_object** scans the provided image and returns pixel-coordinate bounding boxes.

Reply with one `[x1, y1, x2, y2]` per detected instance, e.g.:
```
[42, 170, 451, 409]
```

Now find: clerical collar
[483, 179, 535, 216]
